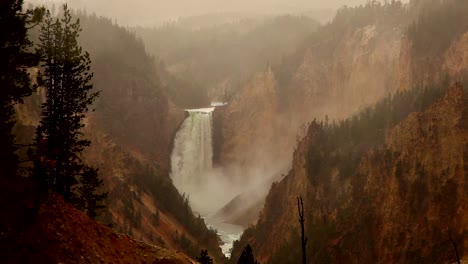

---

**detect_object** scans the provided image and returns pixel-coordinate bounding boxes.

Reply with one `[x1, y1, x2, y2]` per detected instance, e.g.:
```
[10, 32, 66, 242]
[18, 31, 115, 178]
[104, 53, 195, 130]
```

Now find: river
[204, 217, 243, 258]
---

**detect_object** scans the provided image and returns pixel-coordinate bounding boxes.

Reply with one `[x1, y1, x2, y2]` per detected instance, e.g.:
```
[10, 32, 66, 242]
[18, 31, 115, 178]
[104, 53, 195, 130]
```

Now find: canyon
[5, 0, 468, 263]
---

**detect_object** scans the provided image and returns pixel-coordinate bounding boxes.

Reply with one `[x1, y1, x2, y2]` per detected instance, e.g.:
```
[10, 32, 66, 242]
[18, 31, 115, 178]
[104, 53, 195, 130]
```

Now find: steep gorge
[214, 5, 406, 227]
[10, 1, 468, 263]
[232, 82, 467, 264]
[220, 2, 468, 262]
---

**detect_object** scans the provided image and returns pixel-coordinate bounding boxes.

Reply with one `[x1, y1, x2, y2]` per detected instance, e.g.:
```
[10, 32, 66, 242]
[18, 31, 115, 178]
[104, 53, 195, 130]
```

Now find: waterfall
[170, 106, 244, 257]
[170, 107, 216, 214]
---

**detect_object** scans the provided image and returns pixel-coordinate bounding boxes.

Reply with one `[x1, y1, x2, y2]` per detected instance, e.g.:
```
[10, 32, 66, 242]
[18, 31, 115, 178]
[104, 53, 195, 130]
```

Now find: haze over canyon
[1, 0, 467, 263]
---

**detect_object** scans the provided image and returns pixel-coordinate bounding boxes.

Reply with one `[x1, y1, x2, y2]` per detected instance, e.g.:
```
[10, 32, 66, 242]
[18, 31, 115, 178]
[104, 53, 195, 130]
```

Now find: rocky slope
[231, 84, 468, 263]
[212, 68, 290, 227]
[399, 32, 468, 91]
[217, 22, 402, 171]
[285, 23, 401, 129]
[215, 1, 468, 233]
[399, 0, 468, 91]
[213, 6, 405, 226]
[444, 32, 468, 81]
[82, 119, 224, 262]
[217, 68, 284, 172]
[0, 176, 195, 264]
[78, 14, 187, 171]
[13, 86, 223, 263]
[12, 11, 224, 262]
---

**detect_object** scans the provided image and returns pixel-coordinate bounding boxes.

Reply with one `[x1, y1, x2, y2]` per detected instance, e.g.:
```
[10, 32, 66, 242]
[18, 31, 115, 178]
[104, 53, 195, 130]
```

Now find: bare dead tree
[448, 229, 461, 264]
[298, 196, 307, 264]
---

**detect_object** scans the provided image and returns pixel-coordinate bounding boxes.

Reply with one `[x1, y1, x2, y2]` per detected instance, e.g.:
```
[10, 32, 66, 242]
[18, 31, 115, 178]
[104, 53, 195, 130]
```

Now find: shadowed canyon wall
[13, 11, 224, 262]
[221, 2, 468, 262]
[232, 83, 467, 264]
[213, 5, 406, 226]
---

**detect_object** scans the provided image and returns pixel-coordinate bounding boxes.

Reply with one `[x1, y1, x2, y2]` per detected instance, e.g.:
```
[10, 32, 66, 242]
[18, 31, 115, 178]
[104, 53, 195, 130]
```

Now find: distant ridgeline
[135, 15, 321, 108]
[405, 0, 468, 88]
[407, 0, 468, 58]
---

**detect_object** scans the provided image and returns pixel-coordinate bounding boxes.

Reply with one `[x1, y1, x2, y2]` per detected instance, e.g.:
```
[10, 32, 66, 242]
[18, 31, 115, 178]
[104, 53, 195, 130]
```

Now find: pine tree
[196, 249, 213, 264]
[75, 166, 107, 219]
[35, 4, 105, 218]
[0, 0, 44, 177]
[237, 244, 259, 264]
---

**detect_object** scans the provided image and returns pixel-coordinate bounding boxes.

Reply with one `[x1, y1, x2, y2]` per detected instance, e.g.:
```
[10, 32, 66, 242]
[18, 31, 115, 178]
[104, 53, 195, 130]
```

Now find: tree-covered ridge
[0, 0, 44, 177]
[243, 80, 452, 264]
[273, 0, 407, 92]
[49, 9, 224, 261]
[135, 15, 320, 107]
[2, 3, 224, 261]
[305, 80, 447, 185]
[406, 0, 468, 57]
[127, 161, 219, 255]
[62, 12, 178, 167]
[50, 10, 223, 261]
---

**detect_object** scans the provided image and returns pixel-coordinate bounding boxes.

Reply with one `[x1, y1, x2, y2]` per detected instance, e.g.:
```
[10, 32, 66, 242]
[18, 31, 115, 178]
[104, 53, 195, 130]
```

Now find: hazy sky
[29, 0, 408, 26]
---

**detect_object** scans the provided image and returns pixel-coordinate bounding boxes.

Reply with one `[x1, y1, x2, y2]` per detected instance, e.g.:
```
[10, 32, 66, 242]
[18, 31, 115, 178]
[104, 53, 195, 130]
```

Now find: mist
[27, 0, 406, 26]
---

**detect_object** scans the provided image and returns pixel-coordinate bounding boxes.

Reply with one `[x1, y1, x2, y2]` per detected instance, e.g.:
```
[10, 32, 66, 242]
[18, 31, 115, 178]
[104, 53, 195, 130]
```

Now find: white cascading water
[170, 107, 243, 257]
[171, 107, 216, 214]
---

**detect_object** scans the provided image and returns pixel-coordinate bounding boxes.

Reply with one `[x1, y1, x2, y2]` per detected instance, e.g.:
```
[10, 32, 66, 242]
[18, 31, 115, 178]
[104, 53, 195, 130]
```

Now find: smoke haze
[27, 0, 408, 26]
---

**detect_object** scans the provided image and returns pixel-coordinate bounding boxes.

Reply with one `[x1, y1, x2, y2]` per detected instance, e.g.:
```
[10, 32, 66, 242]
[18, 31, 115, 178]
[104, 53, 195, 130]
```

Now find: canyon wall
[13, 13, 225, 262]
[233, 83, 467, 263]
[217, 20, 403, 178]
[222, 3, 468, 262]
[213, 18, 404, 227]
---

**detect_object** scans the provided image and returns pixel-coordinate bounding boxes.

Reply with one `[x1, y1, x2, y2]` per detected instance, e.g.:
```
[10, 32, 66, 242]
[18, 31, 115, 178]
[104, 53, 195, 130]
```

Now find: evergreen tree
[35, 4, 106, 218]
[0, 0, 43, 177]
[196, 249, 213, 264]
[237, 244, 259, 264]
[75, 166, 107, 219]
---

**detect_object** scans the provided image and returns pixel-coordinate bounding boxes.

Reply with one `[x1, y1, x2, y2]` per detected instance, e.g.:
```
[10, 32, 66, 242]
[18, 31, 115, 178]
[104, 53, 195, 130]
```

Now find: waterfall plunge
[170, 107, 245, 257]
[171, 108, 214, 186]
[171, 107, 232, 215]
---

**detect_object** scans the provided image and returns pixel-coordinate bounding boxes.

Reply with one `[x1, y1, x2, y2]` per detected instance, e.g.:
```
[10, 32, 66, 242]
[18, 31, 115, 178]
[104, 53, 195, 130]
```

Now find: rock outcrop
[214, 22, 403, 227]
[232, 84, 468, 263]
[444, 32, 468, 83]
[287, 24, 401, 128]
[217, 23, 402, 173]
[399, 32, 468, 91]
[217, 68, 284, 173]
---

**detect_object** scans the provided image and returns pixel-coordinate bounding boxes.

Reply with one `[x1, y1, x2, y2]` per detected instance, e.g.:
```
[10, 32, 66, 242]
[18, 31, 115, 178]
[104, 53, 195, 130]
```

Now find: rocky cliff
[214, 16, 404, 227]
[218, 22, 402, 171]
[286, 23, 401, 128]
[232, 84, 468, 263]
[215, 2, 468, 234]
[217, 68, 284, 173]
[398, 0, 468, 91]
